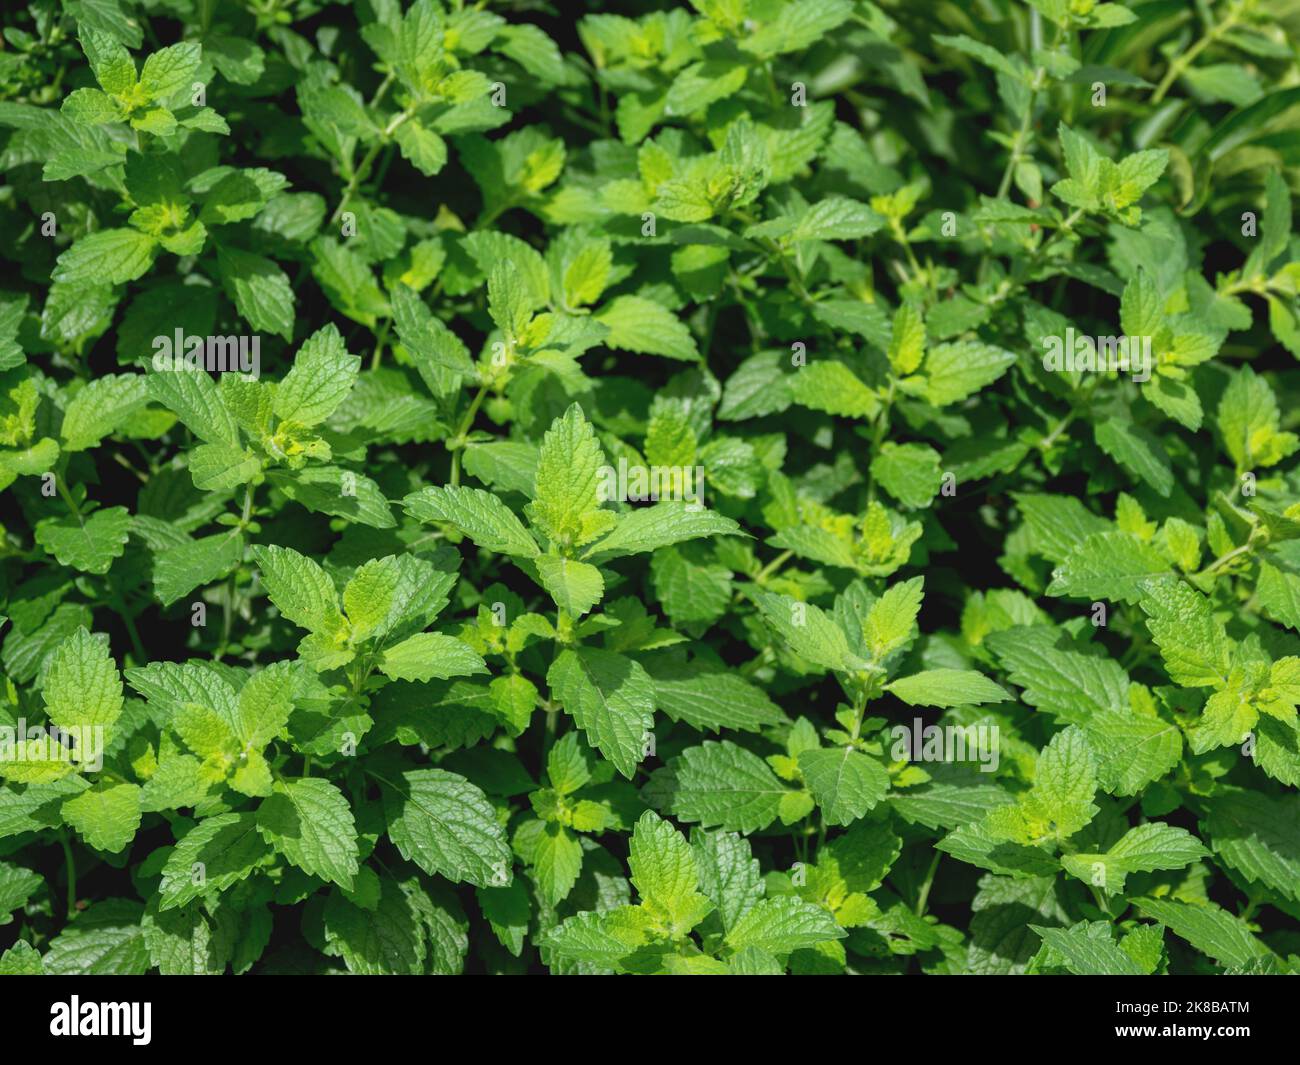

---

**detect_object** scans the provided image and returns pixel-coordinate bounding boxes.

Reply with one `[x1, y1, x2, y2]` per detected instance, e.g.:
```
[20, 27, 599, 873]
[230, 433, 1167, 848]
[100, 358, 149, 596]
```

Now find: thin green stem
[448, 384, 489, 487]
[977, 17, 1063, 282]
[1038, 408, 1079, 451]
[215, 574, 235, 661]
[371, 318, 391, 372]
[890, 218, 923, 284]
[54, 472, 82, 520]
[368, 71, 395, 111]
[59, 830, 76, 918]
[866, 379, 897, 502]
[477, 197, 519, 229]
[995, 70, 1046, 201]
[119, 602, 147, 663]
[762, 62, 780, 107]
[333, 107, 413, 223]
[1151, 3, 1242, 105]
[915, 851, 941, 916]
[754, 549, 793, 585]
[1195, 540, 1255, 580]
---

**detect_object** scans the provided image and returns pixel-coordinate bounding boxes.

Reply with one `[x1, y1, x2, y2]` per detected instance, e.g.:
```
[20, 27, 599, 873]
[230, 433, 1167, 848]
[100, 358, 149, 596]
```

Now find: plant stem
[1038, 408, 1079, 451]
[448, 384, 489, 487]
[371, 318, 390, 371]
[119, 603, 148, 663]
[754, 549, 793, 585]
[759, 238, 816, 305]
[866, 379, 897, 502]
[889, 218, 923, 284]
[1195, 540, 1255, 580]
[368, 71, 395, 111]
[915, 851, 941, 916]
[995, 68, 1047, 201]
[59, 830, 77, 917]
[215, 574, 235, 660]
[332, 107, 413, 223]
[54, 471, 82, 520]
[762, 62, 780, 106]
[1151, 3, 1242, 104]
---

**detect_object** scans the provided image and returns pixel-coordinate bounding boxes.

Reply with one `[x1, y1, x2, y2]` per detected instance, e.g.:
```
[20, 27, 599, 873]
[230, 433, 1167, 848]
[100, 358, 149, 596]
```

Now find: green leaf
[1216, 365, 1298, 473]
[273, 324, 361, 426]
[189, 442, 261, 492]
[391, 284, 476, 380]
[595, 296, 699, 361]
[654, 740, 788, 833]
[1084, 709, 1183, 797]
[1137, 576, 1231, 688]
[44, 900, 148, 975]
[627, 811, 713, 936]
[250, 544, 345, 636]
[0, 940, 44, 974]
[0, 862, 42, 925]
[378, 633, 488, 682]
[405, 485, 539, 557]
[587, 503, 741, 560]
[870, 442, 943, 508]
[52, 228, 156, 286]
[61, 781, 141, 853]
[648, 660, 785, 734]
[1094, 418, 1173, 496]
[1201, 789, 1300, 904]
[322, 876, 425, 975]
[789, 361, 879, 419]
[864, 576, 924, 663]
[1032, 922, 1145, 975]
[547, 648, 654, 779]
[518, 819, 583, 906]
[1135, 898, 1270, 969]
[139, 41, 202, 102]
[61, 374, 148, 451]
[1023, 727, 1099, 840]
[752, 591, 866, 672]
[256, 777, 359, 889]
[145, 366, 240, 446]
[265, 467, 396, 529]
[915, 341, 1015, 406]
[985, 625, 1129, 724]
[216, 245, 294, 341]
[380, 768, 513, 888]
[80, 28, 137, 95]
[725, 895, 846, 954]
[43, 626, 123, 733]
[1047, 531, 1169, 604]
[159, 813, 271, 910]
[1061, 822, 1208, 894]
[797, 746, 889, 826]
[885, 669, 1008, 708]
[151, 529, 245, 607]
[534, 555, 605, 616]
[692, 829, 763, 935]
[528, 403, 611, 548]
[394, 120, 448, 177]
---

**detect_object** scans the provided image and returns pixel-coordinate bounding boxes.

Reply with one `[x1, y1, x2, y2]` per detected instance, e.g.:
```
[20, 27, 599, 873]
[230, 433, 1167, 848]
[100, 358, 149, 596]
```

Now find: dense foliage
[1, 0, 1300, 976]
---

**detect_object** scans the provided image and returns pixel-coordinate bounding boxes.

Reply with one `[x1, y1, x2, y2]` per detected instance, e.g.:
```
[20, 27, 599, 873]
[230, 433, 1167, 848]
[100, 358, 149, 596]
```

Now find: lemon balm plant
[0, 0, 1299, 975]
